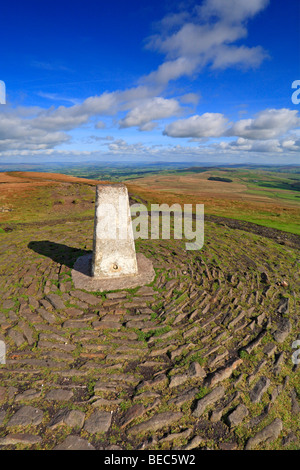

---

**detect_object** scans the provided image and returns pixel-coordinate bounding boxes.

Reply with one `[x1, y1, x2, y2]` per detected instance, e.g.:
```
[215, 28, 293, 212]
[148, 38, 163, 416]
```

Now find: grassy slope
[0, 172, 104, 224]
[127, 168, 300, 235]
[0, 169, 299, 235]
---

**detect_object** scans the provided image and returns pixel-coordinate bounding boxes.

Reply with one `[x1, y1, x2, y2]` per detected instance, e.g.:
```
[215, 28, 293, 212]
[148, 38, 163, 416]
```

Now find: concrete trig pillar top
[91, 183, 138, 278]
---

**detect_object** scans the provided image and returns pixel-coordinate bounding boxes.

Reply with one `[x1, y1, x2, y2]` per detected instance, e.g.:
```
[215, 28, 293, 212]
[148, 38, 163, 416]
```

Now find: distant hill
[208, 176, 233, 183]
[0, 171, 106, 224]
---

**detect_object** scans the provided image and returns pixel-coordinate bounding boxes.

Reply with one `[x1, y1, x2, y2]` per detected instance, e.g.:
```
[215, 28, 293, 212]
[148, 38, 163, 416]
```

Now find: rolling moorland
[0, 164, 299, 235]
[126, 166, 300, 236]
[0, 166, 299, 450]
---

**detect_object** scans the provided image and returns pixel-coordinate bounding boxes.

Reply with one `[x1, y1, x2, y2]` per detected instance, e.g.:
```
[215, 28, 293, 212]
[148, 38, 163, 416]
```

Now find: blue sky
[0, 0, 300, 164]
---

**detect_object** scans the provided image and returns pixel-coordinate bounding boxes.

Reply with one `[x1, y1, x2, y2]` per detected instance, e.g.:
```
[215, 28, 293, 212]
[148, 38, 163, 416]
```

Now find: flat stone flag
[72, 183, 155, 291]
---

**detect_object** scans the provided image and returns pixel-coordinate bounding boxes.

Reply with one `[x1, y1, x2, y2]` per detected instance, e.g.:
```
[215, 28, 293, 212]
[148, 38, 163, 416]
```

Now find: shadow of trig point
[71, 183, 155, 292]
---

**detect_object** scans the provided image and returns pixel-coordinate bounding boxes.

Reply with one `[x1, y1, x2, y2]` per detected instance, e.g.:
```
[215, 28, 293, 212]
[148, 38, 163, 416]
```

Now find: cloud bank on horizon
[0, 0, 299, 163]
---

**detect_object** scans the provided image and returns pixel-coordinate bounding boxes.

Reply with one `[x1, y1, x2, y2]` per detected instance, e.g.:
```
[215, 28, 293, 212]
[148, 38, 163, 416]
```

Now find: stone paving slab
[0, 220, 299, 450]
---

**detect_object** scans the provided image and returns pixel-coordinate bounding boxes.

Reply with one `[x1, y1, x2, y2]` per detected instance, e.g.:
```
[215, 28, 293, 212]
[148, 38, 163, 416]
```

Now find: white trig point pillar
[72, 183, 155, 292]
[92, 183, 138, 278]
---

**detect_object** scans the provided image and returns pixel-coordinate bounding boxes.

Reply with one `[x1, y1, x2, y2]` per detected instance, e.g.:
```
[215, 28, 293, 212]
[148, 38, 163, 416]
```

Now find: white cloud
[144, 57, 199, 86]
[199, 0, 270, 23]
[0, 108, 70, 150]
[108, 139, 146, 154]
[163, 113, 229, 138]
[179, 93, 200, 105]
[0, 136, 299, 165]
[0, 2, 295, 163]
[281, 136, 300, 152]
[219, 137, 283, 153]
[37, 92, 80, 105]
[139, 122, 158, 132]
[228, 108, 300, 140]
[143, 0, 270, 85]
[95, 121, 106, 129]
[148, 22, 247, 59]
[163, 108, 300, 156]
[211, 44, 268, 69]
[119, 97, 182, 130]
[0, 86, 162, 151]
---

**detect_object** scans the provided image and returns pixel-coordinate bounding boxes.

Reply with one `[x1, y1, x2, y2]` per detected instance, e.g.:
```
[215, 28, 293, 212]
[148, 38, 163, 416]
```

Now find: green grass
[128, 170, 300, 235]
[195, 386, 210, 400]
[1, 166, 300, 235]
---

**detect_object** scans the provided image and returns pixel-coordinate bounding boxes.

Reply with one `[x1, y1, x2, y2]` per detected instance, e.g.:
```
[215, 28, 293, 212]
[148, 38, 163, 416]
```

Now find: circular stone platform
[71, 252, 155, 292]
